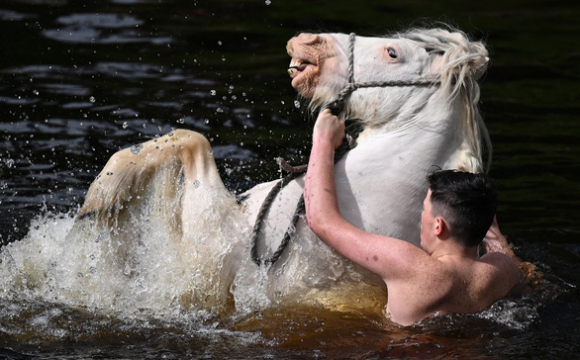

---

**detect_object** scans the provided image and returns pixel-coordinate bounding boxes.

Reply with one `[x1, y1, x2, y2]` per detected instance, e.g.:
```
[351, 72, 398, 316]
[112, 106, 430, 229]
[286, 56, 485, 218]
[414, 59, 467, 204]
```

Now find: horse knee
[169, 130, 213, 167]
[168, 130, 226, 194]
[171, 129, 211, 151]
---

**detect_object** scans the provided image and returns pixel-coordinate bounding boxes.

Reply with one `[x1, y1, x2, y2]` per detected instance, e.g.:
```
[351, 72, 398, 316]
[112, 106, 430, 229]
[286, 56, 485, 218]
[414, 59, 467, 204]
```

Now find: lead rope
[250, 33, 439, 266]
[249, 159, 305, 266]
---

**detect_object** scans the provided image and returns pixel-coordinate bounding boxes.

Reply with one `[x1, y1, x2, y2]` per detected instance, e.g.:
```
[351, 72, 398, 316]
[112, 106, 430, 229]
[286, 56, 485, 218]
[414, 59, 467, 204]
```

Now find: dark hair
[427, 170, 497, 247]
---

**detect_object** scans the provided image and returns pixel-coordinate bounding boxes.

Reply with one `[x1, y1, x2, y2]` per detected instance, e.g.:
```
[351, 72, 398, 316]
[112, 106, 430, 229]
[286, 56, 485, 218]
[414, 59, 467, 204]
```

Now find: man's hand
[483, 216, 510, 252]
[483, 216, 520, 262]
[484, 216, 540, 295]
[313, 108, 345, 150]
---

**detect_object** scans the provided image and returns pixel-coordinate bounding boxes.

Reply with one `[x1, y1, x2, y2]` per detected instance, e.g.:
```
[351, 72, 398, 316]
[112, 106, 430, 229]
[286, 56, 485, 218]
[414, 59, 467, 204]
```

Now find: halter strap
[326, 33, 439, 114]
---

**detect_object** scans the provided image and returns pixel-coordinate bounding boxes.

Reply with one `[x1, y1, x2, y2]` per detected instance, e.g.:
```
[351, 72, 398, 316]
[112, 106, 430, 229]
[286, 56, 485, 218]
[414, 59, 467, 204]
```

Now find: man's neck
[431, 239, 479, 261]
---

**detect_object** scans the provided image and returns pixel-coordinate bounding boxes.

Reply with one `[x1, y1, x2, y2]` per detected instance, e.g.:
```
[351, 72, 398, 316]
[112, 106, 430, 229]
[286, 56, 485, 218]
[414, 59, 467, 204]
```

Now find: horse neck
[354, 88, 479, 172]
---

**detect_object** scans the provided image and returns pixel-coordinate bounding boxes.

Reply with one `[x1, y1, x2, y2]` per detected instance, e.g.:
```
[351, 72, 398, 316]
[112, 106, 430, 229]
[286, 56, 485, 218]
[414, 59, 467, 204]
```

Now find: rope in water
[250, 33, 439, 267]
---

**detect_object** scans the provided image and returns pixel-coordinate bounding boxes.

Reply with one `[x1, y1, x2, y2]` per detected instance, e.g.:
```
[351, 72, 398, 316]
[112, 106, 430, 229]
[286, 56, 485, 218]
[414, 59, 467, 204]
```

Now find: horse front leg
[76, 129, 244, 314]
[78, 130, 231, 220]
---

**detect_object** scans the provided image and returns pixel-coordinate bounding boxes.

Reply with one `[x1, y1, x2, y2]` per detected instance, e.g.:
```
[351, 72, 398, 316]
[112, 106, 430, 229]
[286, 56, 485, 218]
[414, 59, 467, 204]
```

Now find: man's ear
[434, 217, 450, 238]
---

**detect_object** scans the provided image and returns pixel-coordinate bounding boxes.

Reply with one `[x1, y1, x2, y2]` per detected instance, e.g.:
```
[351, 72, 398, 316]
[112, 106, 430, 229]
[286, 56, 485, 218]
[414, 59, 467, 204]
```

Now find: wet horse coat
[78, 27, 491, 316]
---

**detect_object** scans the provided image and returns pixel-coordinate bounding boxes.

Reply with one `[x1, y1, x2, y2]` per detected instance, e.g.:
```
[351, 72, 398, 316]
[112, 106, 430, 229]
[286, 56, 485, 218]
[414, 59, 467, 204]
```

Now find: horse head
[287, 27, 491, 172]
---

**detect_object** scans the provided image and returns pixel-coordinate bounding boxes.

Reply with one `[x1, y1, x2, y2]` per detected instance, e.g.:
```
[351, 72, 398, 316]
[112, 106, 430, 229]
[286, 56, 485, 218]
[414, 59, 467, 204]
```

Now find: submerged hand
[313, 108, 345, 150]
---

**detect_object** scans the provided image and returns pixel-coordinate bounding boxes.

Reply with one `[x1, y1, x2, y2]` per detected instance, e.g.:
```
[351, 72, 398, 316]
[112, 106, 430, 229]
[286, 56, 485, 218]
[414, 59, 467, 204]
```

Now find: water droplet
[122, 122, 128, 129]
[130, 143, 143, 155]
[265, 0, 271, 4]
[89, 96, 95, 103]
[210, 90, 217, 96]
[294, 100, 301, 108]
[177, 117, 185, 124]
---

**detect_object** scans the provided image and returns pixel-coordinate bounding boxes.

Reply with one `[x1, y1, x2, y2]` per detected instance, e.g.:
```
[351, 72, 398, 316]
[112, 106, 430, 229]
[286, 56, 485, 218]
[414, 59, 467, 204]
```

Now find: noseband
[250, 32, 439, 267]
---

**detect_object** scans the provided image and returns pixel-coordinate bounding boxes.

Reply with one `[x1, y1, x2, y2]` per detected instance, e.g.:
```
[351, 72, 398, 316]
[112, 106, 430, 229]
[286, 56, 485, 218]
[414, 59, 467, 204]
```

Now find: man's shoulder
[480, 251, 518, 270]
[477, 252, 521, 291]
[391, 257, 454, 294]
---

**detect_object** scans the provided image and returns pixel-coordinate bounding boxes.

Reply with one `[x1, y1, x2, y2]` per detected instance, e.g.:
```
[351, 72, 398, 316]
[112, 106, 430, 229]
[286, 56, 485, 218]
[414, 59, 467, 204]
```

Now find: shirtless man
[304, 109, 521, 326]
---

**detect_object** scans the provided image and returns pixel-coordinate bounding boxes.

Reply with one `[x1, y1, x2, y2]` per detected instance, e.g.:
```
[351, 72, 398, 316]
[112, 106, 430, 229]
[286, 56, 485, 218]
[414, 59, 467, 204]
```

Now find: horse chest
[333, 135, 446, 245]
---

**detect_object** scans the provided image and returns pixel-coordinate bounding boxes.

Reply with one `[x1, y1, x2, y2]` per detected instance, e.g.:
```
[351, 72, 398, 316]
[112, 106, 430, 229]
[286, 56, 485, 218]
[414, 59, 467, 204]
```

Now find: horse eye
[387, 47, 397, 58]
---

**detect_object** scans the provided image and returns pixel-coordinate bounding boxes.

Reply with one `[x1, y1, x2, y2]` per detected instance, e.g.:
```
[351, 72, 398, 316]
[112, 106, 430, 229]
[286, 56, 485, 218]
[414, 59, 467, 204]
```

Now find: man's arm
[483, 216, 521, 263]
[481, 215, 528, 296]
[304, 109, 427, 281]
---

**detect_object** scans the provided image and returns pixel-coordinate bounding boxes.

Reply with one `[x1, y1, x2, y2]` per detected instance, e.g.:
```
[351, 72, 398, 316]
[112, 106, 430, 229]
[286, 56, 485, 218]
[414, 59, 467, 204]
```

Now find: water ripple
[43, 13, 173, 44]
[56, 13, 143, 28]
[96, 62, 171, 79]
[0, 9, 36, 21]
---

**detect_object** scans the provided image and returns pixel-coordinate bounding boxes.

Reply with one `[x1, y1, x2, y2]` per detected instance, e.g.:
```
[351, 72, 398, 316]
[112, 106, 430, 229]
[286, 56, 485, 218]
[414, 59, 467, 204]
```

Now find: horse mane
[396, 27, 492, 172]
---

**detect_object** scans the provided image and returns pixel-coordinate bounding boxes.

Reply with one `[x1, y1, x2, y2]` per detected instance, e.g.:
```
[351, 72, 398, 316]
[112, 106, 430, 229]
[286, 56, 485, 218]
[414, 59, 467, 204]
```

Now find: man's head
[425, 170, 497, 248]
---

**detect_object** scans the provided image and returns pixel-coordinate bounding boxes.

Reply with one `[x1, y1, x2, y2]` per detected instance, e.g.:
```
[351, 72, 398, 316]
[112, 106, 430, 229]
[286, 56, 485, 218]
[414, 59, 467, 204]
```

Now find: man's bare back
[304, 109, 521, 326]
[385, 249, 520, 325]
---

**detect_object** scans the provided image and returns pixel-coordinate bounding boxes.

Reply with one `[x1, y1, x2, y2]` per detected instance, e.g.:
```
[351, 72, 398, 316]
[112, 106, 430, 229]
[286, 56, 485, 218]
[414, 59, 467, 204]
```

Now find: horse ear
[469, 54, 489, 80]
[431, 44, 489, 82]
[461, 40, 489, 81]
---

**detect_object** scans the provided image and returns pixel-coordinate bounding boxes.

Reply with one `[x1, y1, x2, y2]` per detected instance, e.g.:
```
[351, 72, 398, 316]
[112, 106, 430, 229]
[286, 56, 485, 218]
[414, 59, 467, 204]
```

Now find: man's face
[420, 189, 436, 253]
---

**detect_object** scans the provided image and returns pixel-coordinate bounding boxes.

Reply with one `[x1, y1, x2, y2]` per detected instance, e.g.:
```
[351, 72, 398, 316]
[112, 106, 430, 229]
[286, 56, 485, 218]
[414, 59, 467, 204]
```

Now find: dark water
[1, 0, 579, 358]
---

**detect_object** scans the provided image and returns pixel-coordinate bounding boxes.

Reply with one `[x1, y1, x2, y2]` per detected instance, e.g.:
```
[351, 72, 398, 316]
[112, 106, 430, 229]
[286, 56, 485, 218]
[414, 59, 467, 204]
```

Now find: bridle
[326, 33, 439, 114]
[250, 32, 440, 267]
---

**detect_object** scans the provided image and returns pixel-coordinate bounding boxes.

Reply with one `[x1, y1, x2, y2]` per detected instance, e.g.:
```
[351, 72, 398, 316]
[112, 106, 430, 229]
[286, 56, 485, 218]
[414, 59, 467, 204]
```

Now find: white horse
[70, 27, 490, 317]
